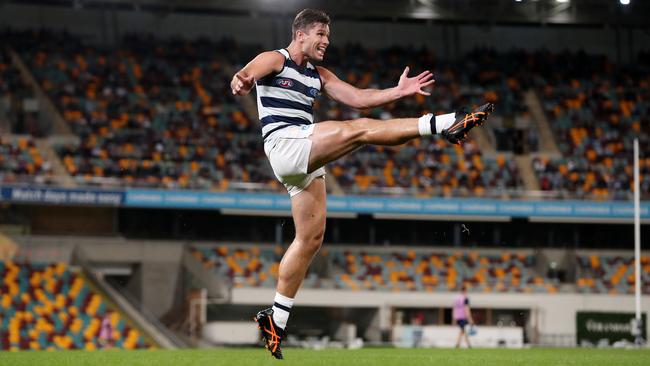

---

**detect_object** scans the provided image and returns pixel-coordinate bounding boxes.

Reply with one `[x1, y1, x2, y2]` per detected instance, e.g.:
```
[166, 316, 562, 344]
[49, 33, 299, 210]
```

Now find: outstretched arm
[231, 51, 285, 96]
[317, 66, 434, 110]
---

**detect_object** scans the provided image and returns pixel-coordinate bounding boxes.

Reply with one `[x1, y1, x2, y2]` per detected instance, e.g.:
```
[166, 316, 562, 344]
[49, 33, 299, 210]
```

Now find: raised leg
[307, 117, 420, 173]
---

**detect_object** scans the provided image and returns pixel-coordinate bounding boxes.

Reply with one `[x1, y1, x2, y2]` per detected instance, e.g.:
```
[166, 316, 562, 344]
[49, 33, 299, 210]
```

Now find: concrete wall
[232, 287, 650, 343]
[1, 3, 648, 62]
[12, 235, 184, 318]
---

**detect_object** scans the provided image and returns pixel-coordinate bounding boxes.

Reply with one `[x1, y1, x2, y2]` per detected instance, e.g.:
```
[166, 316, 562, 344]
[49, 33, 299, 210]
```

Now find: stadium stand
[4, 31, 650, 201]
[189, 245, 558, 293]
[532, 51, 650, 200]
[576, 254, 650, 294]
[321, 45, 526, 196]
[0, 136, 53, 185]
[0, 261, 152, 350]
[190, 245, 323, 289]
[14, 31, 280, 191]
[3, 31, 528, 196]
[331, 249, 556, 293]
[319, 45, 527, 196]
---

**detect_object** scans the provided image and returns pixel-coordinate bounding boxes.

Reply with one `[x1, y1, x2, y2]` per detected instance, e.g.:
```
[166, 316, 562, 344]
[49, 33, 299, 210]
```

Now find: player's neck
[286, 42, 309, 67]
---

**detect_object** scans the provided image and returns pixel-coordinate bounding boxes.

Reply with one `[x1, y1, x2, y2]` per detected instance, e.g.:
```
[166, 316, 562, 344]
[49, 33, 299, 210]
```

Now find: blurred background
[0, 0, 649, 351]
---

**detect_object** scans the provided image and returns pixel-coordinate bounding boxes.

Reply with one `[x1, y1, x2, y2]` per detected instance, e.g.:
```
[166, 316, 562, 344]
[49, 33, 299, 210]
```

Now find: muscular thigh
[291, 176, 327, 241]
[308, 120, 365, 173]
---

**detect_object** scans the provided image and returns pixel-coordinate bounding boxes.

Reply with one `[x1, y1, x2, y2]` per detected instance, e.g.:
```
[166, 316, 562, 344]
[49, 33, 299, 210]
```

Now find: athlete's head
[292, 9, 330, 62]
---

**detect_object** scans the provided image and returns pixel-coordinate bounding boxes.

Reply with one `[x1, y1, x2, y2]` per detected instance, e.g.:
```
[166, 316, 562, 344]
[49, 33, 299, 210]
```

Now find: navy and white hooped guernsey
[255, 49, 322, 140]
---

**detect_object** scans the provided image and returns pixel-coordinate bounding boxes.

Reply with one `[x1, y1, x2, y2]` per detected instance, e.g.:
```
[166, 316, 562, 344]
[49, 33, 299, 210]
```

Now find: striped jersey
[255, 49, 322, 140]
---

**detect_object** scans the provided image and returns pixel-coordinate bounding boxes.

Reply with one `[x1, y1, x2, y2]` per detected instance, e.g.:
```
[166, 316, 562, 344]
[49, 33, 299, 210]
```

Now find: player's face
[301, 23, 330, 62]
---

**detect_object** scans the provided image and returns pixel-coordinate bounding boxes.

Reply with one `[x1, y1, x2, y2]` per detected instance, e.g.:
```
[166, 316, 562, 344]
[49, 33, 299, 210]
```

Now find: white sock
[435, 112, 456, 134]
[272, 292, 294, 330]
[418, 114, 433, 136]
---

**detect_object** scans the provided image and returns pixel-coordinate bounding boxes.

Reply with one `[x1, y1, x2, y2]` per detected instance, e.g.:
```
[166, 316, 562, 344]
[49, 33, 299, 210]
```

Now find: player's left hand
[397, 66, 435, 97]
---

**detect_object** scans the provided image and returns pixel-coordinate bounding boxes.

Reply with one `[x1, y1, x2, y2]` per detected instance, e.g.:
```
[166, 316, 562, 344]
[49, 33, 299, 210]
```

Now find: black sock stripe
[273, 302, 292, 312]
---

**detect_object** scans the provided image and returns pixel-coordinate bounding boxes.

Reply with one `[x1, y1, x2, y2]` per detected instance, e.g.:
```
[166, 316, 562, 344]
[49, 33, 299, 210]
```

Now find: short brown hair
[292, 9, 330, 39]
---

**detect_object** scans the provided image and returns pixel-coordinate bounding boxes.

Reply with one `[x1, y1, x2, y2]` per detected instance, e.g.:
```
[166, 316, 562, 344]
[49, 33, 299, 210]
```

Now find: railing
[103, 275, 188, 348]
[71, 246, 187, 349]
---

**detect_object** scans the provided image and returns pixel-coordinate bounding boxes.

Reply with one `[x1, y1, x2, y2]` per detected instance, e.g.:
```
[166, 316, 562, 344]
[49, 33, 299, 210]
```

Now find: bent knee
[297, 231, 324, 254]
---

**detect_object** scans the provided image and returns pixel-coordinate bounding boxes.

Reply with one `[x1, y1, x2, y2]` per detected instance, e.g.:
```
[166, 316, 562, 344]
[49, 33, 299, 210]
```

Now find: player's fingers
[236, 73, 251, 83]
[421, 79, 436, 88]
[419, 73, 434, 82]
[416, 70, 431, 80]
[401, 66, 410, 77]
[418, 90, 431, 96]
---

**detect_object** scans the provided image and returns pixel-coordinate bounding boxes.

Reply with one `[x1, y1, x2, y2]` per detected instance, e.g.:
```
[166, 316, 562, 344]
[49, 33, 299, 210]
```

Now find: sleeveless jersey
[255, 49, 322, 140]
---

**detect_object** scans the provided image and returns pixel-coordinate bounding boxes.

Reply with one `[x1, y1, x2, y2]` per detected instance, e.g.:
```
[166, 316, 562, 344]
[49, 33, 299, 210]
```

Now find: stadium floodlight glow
[620, 0, 630, 5]
[555, 0, 569, 3]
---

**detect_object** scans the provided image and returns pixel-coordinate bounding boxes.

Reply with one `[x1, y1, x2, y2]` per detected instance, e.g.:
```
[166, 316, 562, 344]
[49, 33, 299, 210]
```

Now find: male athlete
[453, 284, 475, 348]
[231, 9, 493, 359]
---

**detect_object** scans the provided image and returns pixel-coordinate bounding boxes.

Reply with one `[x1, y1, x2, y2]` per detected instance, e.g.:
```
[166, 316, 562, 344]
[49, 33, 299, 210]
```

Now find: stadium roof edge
[5, 0, 650, 28]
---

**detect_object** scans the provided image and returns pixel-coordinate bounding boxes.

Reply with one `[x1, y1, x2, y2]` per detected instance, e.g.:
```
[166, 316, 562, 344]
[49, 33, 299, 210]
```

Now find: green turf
[1, 348, 649, 366]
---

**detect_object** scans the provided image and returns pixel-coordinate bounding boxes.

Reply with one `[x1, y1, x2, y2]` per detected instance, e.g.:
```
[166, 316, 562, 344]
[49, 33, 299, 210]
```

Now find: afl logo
[276, 78, 294, 88]
[309, 88, 319, 97]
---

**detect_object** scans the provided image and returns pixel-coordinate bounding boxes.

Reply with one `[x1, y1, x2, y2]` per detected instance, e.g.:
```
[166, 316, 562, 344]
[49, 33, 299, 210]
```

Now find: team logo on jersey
[276, 78, 294, 88]
[309, 88, 320, 97]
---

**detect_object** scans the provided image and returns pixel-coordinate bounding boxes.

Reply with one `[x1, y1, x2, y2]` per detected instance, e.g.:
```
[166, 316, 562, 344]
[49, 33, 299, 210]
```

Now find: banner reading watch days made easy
[1, 186, 649, 220]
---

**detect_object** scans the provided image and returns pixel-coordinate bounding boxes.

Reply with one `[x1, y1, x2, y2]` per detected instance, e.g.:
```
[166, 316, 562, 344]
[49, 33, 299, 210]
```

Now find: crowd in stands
[0, 261, 151, 350]
[190, 245, 323, 289]
[3, 30, 650, 200]
[192, 244, 650, 295]
[0, 136, 53, 185]
[190, 245, 559, 293]
[331, 249, 556, 293]
[14, 31, 279, 191]
[3, 31, 527, 196]
[577, 254, 650, 294]
[531, 50, 650, 200]
[319, 46, 526, 196]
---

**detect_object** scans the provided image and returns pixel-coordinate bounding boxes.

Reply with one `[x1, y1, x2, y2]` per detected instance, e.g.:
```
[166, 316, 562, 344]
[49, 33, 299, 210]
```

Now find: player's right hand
[231, 73, 255, 95]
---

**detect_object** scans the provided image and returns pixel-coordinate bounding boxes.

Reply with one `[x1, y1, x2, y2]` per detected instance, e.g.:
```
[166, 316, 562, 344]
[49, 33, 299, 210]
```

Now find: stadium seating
[189, 245, 557, 293]
[532, 51, 650, 200]
[7, 30, 650, 199]
[0, 261, 151, 350]
[7, 31, 527, 196]
[576, 254, 650, 294]
[18, 32, 280, 191]
[330, 249, 556, 293]
[328, 140, 521, 196]
[190, 245, 323, 289]
[317, 45, 527, 196]
[0, 136, 53, 185]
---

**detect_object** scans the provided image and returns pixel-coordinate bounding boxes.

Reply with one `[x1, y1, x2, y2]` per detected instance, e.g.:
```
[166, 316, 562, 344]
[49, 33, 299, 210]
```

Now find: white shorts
[263, 124, 326, 196]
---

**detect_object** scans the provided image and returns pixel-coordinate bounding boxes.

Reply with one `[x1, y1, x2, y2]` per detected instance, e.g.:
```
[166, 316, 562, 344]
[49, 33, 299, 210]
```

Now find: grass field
[1, 348, 649, 366]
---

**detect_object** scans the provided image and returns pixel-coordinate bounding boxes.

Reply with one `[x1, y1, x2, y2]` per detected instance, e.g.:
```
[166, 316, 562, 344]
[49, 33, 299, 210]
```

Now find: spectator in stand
[98, 311, 115, 349]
